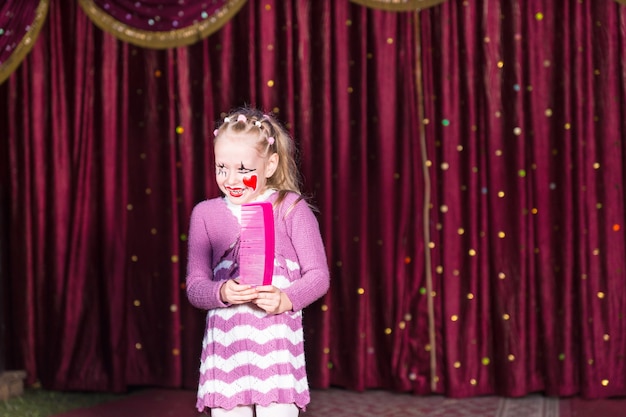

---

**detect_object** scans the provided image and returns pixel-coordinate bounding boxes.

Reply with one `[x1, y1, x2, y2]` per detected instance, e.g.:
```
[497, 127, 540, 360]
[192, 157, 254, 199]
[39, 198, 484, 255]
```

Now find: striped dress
[186, 191, 330, 412]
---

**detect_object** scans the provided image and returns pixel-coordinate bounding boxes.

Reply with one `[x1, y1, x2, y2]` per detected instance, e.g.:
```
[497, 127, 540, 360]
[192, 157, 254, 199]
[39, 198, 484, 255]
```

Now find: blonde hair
[213, 107, 302, 203]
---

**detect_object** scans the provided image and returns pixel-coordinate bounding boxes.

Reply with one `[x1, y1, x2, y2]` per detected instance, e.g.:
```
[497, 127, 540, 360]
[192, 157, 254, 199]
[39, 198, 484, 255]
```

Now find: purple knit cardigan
[186, 191, 330, 411]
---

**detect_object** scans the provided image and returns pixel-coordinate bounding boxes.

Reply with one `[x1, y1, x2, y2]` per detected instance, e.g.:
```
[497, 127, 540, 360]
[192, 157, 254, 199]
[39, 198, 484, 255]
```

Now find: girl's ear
[265, 152, 279, 178]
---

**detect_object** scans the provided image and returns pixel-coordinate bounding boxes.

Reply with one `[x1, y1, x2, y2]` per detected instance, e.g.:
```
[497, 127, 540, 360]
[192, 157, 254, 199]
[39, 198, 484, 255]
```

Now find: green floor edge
[1, 388, 122, 417]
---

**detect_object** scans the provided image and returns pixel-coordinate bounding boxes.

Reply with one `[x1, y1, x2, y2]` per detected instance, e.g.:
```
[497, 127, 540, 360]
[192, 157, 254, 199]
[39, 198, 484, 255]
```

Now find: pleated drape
[1, 0, 626, 399]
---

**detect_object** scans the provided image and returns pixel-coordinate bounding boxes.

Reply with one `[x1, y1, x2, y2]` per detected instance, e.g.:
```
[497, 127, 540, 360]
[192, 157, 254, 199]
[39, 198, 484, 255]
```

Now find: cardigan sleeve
[185, 202, 229, 310]
[281, 198, 330, 311]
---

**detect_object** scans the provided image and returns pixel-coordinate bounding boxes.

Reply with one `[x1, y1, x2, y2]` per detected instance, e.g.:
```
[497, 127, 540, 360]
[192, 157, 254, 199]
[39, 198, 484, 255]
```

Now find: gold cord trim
[0, 0, 50, 85]
[413, 10, 437, 392]
[77, 0, 248, 49]
[350, 0, 447, 12]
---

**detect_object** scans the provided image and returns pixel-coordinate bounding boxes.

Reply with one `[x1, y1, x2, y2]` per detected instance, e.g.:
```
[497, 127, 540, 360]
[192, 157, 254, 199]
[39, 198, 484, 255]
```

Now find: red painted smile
[226, 187, 244, 198]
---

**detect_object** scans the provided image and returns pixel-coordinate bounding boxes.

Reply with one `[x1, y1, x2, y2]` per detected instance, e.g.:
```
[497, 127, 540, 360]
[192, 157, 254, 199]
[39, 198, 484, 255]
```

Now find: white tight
[211, 403, 299, 417]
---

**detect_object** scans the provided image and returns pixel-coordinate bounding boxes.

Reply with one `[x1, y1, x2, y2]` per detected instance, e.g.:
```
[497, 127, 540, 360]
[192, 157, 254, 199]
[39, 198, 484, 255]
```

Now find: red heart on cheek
[243, 175, 257, 190]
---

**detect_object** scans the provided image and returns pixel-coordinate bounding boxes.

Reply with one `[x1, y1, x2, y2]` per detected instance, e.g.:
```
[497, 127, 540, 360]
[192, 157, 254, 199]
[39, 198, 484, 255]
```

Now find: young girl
[185, 107, 330, 417]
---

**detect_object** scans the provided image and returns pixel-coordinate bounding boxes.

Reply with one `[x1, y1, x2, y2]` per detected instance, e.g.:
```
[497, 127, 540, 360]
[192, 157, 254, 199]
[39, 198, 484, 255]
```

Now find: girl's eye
[238, 163, 256, 174]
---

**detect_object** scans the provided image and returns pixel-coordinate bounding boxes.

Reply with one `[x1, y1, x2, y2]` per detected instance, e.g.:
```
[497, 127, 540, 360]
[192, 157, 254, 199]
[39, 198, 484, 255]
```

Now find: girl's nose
[225, 170, 239, 185]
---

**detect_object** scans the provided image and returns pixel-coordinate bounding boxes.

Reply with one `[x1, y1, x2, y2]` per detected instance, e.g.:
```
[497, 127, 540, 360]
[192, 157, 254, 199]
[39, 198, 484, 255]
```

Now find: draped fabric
[1, 0, 626, 400]
[0, 0, 49, 84]
[349, 0, 447, 12]
[420, 1, 626, 398]
[77, 0, 248, 49]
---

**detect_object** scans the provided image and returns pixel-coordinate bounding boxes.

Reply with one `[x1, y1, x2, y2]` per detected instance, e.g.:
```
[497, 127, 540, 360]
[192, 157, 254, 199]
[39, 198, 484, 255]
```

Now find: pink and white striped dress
[186, 191, 330, 412]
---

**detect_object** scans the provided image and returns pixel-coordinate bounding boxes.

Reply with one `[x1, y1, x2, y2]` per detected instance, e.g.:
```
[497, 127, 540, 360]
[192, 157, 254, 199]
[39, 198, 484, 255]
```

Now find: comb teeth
[239, 201, 275, 286]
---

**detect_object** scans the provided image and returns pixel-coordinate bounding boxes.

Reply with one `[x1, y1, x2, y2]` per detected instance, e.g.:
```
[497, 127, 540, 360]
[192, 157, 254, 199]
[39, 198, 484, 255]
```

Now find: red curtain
[421, 1, 626, 398]
[1, 0, 626, 399]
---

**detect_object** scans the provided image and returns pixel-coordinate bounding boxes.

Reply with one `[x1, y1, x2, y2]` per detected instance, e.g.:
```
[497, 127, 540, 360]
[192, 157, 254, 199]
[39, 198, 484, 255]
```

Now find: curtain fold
[420, 0, 626, 398]
[1, 0, 626, 399]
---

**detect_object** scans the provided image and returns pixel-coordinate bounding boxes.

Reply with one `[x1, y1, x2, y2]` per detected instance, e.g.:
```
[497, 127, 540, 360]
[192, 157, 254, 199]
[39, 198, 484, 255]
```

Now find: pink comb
[238, 201, 275, 286]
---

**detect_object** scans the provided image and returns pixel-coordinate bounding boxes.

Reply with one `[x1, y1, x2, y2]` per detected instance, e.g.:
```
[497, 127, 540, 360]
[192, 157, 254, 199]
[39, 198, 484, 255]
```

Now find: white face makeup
[214, 132, 278, 205]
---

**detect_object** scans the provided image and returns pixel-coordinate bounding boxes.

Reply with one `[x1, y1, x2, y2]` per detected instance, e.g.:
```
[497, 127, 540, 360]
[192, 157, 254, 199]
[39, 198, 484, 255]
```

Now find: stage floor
[37, 388, 626, 417]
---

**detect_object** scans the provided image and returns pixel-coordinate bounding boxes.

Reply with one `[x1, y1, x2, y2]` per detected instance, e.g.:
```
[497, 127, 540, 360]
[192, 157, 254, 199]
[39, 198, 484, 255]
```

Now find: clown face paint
[243, 175, 258, 191]
[214, 132, 277, 205]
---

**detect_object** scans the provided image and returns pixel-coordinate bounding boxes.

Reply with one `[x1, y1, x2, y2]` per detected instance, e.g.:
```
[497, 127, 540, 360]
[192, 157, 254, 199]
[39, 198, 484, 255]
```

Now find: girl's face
[214, 133, 278, 205]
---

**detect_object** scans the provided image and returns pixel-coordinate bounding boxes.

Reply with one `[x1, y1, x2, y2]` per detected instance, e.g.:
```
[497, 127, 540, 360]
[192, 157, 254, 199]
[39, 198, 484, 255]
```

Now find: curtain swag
[349, 0, 447, 11]
[77, 0, 248, 49]
[350, 0, 626, 12]
[2, 0, 624, 83]
[0, 0, 49, 85]
[351, 0, 626, 9]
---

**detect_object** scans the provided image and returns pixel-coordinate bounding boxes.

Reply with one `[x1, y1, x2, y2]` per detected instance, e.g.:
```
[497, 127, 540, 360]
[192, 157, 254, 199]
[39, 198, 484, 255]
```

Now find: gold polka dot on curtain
[615, 0, 626, 5]
[350, 0, 447, 11]
[77, 0, 248, 49]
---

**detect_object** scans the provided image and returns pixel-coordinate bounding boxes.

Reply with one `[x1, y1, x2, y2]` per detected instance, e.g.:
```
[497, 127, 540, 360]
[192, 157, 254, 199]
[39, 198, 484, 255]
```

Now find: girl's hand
[253, 285, 293, 314]
[220, 279, 258, 305]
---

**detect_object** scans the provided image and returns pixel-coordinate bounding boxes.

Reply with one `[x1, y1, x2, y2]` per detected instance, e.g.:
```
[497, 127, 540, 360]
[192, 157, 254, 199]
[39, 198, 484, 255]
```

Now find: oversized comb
[238, 201, 275, 286]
